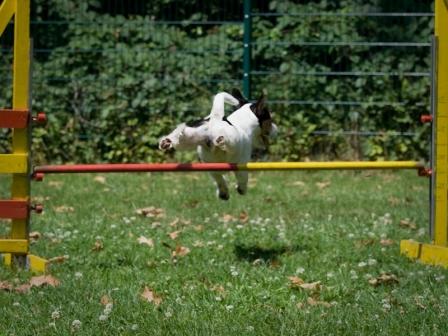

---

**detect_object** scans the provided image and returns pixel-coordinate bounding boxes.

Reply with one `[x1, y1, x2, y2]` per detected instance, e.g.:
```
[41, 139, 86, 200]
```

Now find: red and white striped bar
[33, 161, 424, 175]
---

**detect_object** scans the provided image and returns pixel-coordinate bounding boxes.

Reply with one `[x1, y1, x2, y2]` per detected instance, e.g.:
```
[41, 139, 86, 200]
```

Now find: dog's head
[231, 89, 277, 150]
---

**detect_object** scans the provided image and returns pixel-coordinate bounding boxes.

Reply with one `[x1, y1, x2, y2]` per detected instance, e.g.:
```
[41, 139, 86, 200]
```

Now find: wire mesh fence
[0, 0, 434, 162]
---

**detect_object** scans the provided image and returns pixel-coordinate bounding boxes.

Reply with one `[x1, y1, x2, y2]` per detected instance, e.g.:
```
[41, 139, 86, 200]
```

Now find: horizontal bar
[0, 200, 28, 219]
[267, 100, 411, 106]
[25, 20, 242, 25]
[0, 154, 28, 174]
[0, 109, 29, 128]
[33, 161, 424, 174]
[253, 41, 431, 47]
[311, 130, 418, 137]
[252, 12, 434, 17]
[0, 239, 28, 253]
[251, 70, 431, 77]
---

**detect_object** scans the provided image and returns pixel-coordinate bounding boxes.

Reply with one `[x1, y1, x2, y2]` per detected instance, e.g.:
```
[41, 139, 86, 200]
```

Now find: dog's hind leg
[234, 171, 249, 195]
[210, 172, 230, 200]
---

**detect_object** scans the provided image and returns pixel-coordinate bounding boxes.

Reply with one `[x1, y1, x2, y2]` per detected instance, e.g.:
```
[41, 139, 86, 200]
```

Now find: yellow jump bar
[0, 153, 28, 174]
[239, 161, 424, 170]
[0, 239, 28, 253]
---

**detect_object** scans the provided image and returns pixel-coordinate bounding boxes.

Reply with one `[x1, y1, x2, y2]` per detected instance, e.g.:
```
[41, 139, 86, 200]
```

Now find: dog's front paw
[218, 191, 230, 201]
[213, 135, 227, 151]
[159, 138, 174, 151]
[236, 185, 247, 195]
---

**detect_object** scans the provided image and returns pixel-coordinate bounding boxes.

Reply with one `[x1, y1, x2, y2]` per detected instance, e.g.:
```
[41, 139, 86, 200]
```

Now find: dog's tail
[208, 92, 239, 121]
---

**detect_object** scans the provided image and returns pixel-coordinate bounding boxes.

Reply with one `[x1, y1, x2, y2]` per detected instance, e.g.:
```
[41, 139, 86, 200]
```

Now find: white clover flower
[296, 267, 305, 274]
[131, 324, 138, 331]
[247, 326, 255, 332]
[225, 305, 234, 311]
[99, 314, 108, 321]
[367, 258, 377, 266]
[12, 302, 20, 307]
[358, 261, 367, 268]
[215, 296, 222, 302]
[231, 271, 239, 277]
[49, 322, 56, 328]
[74, 272, 83, 278]
[51, 310, 60, 319]
[71, 320, 82, 329]
[165, 311, 173, 318]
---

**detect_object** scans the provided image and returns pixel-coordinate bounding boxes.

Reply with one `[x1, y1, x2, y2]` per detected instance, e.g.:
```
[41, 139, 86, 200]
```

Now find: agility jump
[0, 0, 447, 272]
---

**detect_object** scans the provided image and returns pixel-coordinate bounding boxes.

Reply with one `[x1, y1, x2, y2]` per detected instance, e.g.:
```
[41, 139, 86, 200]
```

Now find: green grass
[1, 170, 447, 335]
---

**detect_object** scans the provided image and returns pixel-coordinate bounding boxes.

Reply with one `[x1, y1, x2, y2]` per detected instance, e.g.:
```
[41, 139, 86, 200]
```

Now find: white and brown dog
[159, 89, 277, 200]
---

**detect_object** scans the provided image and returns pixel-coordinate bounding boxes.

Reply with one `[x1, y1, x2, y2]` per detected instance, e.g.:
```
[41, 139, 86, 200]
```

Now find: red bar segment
[33, 163, 239, 174]
[0, 200, 29, 219]
[0, 109, 29, 128]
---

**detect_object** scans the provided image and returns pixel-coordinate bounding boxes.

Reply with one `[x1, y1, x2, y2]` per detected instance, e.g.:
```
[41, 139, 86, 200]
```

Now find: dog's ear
[231, 88, 248, 107]
[251, 93, 266, 116]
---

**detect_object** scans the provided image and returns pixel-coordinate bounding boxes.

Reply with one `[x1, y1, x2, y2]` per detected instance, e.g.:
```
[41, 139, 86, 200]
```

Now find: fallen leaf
[172, 245, 190, 258]
[298, 281, 322, 292]
[399, 219, 417, 230]
[48, 256, 68, 264]
[137, 236, 154, 247]
[169, 218, 180, 227]
[136, 207, 165, 218]
[316, 182, 331, 189]
[221, 214, 236, 223]
[307, 297, 333, 308]
[14, 284, 31, 293]
[29, 275, 60, 288]
[168, 231, 181, 240]
[29, 231, 41, 241]
[91, 240, 104, 251]
[288, 276, 305, 287]
[380, 239, 395, 246]
[140, 286, 162, 306]
[48, 181, 63, 188]
[210, 284, 225, 293]
[54, 205, 75, 213]
[239, 211, 249, 223]
[100, 294, 112, 306]
[194, 225, 204, 232]
[292, 181, 306, 187]
[368, 273, 399, 287]
[94, 176, 106, 184]
[0, 281, 13, 291]
[355, 239, 375, 248]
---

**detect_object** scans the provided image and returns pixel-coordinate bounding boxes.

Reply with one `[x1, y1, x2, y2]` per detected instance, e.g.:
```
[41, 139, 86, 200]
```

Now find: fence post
[243, 0, 252, 100]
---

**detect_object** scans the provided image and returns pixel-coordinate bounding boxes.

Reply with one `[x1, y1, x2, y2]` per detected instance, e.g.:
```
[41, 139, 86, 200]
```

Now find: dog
[159, 89, 277, 200]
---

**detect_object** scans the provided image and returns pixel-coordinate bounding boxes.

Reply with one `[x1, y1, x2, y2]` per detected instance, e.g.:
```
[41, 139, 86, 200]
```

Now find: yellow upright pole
[401, 0, 448, 267]
[11, 0, 31, 265]
[434, 0, 448, 246]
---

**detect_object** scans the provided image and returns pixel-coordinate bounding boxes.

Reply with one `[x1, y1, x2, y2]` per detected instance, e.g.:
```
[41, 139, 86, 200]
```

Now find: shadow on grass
[234, 242, 304, 263]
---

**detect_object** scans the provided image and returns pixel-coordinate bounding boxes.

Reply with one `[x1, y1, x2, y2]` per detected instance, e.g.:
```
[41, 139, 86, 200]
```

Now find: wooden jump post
[0, 0, 446, 271]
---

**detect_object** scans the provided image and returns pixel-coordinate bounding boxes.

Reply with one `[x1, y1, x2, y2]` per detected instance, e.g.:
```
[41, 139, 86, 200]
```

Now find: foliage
[0, 0, 433, 163]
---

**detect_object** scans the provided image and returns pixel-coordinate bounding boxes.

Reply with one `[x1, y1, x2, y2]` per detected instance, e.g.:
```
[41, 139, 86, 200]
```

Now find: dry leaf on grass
[169, 218, 180, 228]
[380, 239, 395, 246]
[168, 231, 181, 240]
[91, 240, 104, 251]
[29, 275, 60, 288]
[307, 297, 333, 308]
[288, 276, 305, 287]
[29, 231, 41, 242]
[292, 181, 306, 187]
[48, 255, 68, 264]
[100, 294, 113, 306]
[94, 176, 106, 184]
[140, 286, 162, 306]
[316, 182, 331, 189]
[399, 219, 417, 230]
[136, 207, 165, 218]
[172, 246, 190, 258]
[221, 214, 236, 223]
[0, 281, 13, 291]
[137, 236, 154, 247]
[54, 205, 75, 213]
[368, 273, 399, 287]
[239, 211, 249, 223]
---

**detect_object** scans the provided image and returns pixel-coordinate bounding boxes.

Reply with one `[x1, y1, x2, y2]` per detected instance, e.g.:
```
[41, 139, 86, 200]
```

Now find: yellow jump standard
[400, 0, 448, 268]
[0, 0, 47, 273]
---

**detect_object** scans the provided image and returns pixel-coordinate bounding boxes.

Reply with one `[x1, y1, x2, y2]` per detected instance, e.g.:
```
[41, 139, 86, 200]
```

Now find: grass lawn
[1, 169, 447, 335]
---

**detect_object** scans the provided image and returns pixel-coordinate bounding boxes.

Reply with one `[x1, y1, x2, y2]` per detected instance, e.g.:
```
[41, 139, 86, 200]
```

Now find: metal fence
[0, 0, 435, 161]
